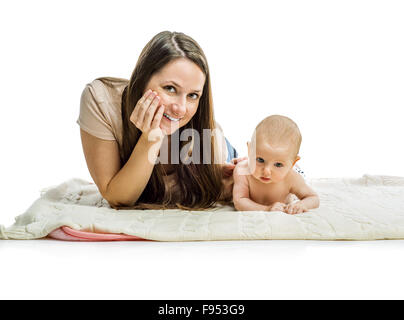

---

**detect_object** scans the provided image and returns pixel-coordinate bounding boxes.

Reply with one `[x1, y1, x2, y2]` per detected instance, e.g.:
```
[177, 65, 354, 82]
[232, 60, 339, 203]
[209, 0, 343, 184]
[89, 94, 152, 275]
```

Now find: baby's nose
[263, 167, 271, 176]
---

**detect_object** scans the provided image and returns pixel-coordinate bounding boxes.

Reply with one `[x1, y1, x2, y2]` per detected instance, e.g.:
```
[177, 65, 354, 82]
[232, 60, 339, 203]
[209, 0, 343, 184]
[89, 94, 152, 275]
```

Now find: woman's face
[144, 58, 206, 135]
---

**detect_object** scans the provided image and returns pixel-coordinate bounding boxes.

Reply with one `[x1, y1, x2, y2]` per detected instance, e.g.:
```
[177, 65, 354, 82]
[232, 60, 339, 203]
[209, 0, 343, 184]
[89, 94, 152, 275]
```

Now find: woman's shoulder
[86, 77, 128, 104]
[80, 77, 129, 126]
[78, 77, 128, 143]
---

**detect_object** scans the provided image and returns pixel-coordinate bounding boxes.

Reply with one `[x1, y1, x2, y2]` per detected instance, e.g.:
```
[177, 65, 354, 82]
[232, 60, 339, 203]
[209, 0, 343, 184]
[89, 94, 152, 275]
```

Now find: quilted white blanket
[1, 175, 404, 241]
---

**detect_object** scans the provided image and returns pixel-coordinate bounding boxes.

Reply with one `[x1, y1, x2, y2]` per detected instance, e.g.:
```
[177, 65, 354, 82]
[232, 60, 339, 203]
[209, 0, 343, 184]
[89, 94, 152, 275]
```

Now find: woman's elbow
[107, 200, 121, 209]
[103, 194, 121, 209]
[103, 192, 135, 209]
[233, 199, 243, 211]
[106, 199, 138, 209]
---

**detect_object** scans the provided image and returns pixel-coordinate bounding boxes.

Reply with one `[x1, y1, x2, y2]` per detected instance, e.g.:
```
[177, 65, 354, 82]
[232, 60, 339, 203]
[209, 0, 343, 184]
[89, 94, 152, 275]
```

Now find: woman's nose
[169, 95, 187, 117]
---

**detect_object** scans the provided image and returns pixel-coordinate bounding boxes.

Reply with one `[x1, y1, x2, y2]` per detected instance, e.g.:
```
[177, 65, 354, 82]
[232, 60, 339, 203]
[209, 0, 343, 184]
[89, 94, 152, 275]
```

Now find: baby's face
[247, 140, 297, 184]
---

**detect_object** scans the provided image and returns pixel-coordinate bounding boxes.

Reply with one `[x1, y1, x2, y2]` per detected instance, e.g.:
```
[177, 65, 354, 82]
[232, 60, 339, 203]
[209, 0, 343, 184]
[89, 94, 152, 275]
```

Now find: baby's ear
[292, 156, 301, 166]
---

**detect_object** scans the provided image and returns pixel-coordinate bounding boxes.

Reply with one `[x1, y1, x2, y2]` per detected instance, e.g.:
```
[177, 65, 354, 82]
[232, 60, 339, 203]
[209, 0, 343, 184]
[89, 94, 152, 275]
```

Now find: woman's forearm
[105, 133, 163, 207]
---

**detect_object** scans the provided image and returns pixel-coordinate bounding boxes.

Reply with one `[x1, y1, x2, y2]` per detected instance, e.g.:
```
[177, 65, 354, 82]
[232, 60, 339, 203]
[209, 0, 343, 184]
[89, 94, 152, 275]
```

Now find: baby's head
[247, 115, 302, 184]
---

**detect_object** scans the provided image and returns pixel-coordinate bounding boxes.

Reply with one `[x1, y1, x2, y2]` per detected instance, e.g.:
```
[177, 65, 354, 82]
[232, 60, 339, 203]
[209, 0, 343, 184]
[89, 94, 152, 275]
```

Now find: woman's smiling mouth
[163, 113, 181, 122]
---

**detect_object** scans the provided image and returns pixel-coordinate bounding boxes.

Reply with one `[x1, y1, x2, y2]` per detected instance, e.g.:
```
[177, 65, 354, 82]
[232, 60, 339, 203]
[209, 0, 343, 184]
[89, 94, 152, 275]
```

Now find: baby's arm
[233, 171, 269, 211]
[286, 172, 320, 214]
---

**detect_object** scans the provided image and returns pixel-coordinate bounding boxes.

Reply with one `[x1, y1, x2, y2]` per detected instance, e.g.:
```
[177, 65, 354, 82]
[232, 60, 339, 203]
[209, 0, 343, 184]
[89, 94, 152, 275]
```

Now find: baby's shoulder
[285, 168, 297, 182]
[286, 168, 306, 189]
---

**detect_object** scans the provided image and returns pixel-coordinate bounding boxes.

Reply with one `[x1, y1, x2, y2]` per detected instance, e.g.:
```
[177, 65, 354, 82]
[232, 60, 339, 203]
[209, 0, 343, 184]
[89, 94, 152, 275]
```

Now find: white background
[1, 0, 404, 300]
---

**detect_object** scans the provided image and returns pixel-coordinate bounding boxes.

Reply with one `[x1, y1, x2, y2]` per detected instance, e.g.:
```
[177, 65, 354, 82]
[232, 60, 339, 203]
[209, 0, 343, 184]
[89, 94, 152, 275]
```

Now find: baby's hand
[285, 201, 308, 215]
[268, 202, 287, 212]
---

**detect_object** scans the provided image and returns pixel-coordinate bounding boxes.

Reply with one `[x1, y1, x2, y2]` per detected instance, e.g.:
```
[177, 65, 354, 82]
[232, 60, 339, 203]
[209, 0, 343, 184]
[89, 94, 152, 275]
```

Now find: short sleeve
[76, 83, 116, 140]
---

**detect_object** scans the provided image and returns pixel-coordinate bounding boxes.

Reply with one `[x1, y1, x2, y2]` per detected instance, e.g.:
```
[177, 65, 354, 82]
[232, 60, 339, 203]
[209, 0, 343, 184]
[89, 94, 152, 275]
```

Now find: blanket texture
[1, 175, 404, 241]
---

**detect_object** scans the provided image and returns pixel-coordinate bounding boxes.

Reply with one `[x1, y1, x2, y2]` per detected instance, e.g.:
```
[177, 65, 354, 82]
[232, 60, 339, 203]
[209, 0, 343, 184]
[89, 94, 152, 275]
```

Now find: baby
[233, 115, 320, 214]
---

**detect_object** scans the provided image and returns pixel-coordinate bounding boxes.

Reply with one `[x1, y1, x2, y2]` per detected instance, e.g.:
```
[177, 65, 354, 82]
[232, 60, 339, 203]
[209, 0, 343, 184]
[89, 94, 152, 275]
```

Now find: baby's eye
[256, 157, 265, 163]
[163, 85, 176, 93]
[274, 162, 284, 168]
[188, 93, 199, 100]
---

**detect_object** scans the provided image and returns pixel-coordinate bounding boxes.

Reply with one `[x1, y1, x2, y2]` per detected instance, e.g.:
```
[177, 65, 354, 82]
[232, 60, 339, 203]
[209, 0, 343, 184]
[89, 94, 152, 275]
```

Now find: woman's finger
[151, 104, 165, 129]
[143, 95, 160, 131]
[137, 91, 157, 129]
[222, 163, 235, 177]
[231, 157, 248, 164]
[138, 89, 153, 106]
[130, 89, 152, 127]
[223, 163, 235, 170]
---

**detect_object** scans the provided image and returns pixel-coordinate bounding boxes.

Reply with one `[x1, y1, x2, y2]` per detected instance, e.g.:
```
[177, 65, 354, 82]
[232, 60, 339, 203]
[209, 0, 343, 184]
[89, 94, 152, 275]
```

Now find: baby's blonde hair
[251, 115, 302, 159]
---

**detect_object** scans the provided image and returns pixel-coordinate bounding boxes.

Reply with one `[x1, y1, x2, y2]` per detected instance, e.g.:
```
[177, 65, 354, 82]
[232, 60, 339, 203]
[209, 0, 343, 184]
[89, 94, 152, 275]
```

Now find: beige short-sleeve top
[77, 78, 127, 160]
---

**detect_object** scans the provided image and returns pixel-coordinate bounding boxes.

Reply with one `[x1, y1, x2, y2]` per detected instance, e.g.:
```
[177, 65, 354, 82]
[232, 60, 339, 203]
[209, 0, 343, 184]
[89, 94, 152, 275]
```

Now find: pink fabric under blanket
[48, 226, 146, 241]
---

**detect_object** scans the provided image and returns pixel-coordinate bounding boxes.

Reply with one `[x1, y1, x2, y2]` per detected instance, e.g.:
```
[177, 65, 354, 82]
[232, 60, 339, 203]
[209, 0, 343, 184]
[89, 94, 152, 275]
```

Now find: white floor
[2, 173, 404, 300]
[2, 238, 404, 300]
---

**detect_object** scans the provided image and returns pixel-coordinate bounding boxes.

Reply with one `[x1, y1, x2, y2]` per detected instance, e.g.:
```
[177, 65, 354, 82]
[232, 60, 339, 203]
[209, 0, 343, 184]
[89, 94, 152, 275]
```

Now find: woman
[77, 31, 242, 210]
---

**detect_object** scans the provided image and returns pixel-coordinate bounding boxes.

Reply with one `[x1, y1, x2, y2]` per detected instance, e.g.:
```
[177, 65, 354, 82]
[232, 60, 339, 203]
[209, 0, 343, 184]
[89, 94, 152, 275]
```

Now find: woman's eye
[274, 162, 284, 168]
[188, 93, 199, 100]
[163, 85, 176, 93]
[256, 157, 265, 163]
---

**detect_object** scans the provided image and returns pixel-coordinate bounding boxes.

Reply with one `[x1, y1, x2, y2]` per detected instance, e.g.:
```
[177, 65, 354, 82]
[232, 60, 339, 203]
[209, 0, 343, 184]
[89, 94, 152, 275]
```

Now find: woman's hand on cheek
[130, 90, 166, 141]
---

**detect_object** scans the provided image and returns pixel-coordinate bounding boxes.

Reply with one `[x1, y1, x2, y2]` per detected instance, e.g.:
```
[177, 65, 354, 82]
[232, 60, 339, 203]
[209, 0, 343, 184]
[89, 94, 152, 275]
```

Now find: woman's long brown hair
[96, 31, 225, 210]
